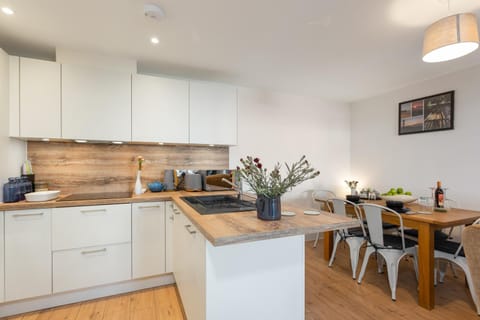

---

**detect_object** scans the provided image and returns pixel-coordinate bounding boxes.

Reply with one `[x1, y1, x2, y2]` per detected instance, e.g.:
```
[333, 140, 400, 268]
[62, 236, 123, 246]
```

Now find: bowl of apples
[381, 187, 417, 203]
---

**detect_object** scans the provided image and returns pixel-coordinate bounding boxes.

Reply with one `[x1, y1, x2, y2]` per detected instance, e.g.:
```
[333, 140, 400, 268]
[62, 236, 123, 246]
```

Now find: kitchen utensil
[148, 181, 164, 192]
[25, 190, 60, 202]
[164, 170, 174, 190]
[184, 173, 202, 191]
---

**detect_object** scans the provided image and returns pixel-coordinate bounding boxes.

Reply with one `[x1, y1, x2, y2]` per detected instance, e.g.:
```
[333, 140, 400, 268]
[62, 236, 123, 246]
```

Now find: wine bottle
[435, 181, 444, 208]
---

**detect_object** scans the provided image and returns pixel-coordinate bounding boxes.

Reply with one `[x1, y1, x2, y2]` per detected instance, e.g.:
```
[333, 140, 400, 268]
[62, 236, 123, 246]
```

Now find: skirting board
[0, 273, 175, 318]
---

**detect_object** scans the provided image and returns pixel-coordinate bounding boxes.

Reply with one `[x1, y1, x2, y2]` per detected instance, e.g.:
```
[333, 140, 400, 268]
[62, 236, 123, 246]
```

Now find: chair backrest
[312, 190, 336, 212]
[455, 218, 480, 258]
[358, 203, 407, 250]
[462, 222, 480, 304]
[332, 198, 367, 237]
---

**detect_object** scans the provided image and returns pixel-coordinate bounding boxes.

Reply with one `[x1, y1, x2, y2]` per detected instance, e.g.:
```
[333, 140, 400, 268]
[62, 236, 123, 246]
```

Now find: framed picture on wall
[398, 91, 454, 135]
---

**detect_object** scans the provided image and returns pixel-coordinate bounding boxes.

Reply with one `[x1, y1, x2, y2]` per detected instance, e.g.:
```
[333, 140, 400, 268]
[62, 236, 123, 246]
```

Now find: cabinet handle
[81, 209, 107, 214]
[12, 212, 44, 218]
[173, 208, 181, 215]
[169, 215, 174, 221]
[138, 205, 161, 209]
[185, 224, 196, 234]
[81, 248, 107, 255]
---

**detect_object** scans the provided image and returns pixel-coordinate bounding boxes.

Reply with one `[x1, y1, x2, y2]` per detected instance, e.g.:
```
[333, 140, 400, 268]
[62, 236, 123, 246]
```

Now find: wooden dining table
[322, 200, 480, 310]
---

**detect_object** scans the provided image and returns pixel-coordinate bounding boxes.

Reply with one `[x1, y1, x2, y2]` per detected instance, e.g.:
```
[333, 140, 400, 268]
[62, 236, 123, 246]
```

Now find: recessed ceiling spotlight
[112, 141, 123, 145]
[41, 138, 50, 142]
[1, 7, 14, 15]
[158, 142, 164, 145]
[209, 144, 215, 147]
[144, 3, 165, 21]
[150, 36, 159, 44]
[75, 139, 88, 143]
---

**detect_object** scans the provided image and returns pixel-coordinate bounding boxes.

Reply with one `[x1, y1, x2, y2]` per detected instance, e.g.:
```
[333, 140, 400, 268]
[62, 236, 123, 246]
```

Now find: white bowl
[25, 190, 60, 202]
[382, 195, 417, 203]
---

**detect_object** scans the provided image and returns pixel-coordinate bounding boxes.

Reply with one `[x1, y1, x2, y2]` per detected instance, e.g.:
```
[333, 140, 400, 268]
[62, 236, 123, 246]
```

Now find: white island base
[174, 210, 305, 320]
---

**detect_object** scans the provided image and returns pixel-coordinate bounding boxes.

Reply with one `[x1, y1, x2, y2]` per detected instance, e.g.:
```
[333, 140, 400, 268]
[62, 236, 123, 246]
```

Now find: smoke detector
[144, 3, 165, 21]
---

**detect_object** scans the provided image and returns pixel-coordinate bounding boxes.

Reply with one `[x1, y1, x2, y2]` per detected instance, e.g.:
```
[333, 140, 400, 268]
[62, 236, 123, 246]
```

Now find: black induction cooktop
[58, 192, 132, 201]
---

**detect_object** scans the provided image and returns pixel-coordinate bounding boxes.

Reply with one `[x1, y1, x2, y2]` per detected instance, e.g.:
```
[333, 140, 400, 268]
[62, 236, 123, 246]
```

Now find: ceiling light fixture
[423, 12, 479, 63]
[112, 141, 123, 145]
[74, 139, 88, 143]
[144, 3, 165, 21]
[1, 7, 14, 15]
[150, 37, 160, 44]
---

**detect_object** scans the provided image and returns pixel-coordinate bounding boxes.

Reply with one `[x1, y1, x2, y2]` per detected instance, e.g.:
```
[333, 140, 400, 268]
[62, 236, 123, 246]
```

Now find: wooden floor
[6, 239, 479, 320]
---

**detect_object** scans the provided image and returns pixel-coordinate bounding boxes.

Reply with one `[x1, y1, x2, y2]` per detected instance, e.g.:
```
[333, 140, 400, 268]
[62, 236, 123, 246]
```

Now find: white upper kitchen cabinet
[8, 56, 61, 138]
[61, 64, 131, 141]
[189, 81, 238, 145]
[132, 202, 166, 278]
[5, 209, 52, 301]
[9, 56, 19, 137]
[132, 74, 189, 144]
[19, 58, 61, 138]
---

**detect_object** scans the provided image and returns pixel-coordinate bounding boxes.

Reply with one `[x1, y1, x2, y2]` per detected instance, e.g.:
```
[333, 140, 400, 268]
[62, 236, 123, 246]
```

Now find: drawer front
[53, 242, 131, 293]
[52, 204, 131, 250]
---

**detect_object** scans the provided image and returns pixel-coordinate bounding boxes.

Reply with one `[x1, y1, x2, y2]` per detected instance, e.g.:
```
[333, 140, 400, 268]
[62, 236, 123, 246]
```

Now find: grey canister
[164, 169, 175, 191]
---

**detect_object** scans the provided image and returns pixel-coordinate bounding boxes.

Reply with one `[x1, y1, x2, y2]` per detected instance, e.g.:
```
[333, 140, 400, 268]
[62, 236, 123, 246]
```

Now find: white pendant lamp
[423, 12, 479, 63]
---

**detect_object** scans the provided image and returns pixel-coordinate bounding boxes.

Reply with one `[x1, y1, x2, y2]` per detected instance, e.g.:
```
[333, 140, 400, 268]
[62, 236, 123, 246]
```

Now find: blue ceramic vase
[256, 195, 281, 220]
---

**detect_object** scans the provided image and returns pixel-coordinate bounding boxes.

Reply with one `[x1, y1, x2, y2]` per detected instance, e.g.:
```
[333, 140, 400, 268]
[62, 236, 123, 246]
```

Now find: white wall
[0, 49, 26, 202]
[230, 87, 351, 209]
[351, 65, 480, 210]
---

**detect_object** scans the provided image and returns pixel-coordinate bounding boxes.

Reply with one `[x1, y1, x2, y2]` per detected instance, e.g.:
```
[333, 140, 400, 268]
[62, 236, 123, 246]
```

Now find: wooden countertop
[0, 191, 360, 246]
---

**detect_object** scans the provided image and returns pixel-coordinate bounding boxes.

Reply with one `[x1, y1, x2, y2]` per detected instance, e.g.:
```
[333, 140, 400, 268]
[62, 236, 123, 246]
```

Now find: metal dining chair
[357, 203, 418, 301]
[311, 190, 336, 248]
[434, 218, 480, 290]
[328, 198, 367, 279]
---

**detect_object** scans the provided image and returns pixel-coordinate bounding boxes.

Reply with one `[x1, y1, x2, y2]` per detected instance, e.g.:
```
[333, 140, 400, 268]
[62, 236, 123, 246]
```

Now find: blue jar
[3, 178, 18, 203]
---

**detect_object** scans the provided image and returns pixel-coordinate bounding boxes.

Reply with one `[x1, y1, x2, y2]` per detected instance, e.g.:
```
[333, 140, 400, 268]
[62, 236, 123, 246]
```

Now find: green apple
[405, 191, 412, 195]
[397, 187, 404, 194]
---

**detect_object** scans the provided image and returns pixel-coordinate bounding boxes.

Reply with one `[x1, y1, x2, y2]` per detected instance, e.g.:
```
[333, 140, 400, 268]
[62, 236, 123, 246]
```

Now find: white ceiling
[1, 0, 480, 102]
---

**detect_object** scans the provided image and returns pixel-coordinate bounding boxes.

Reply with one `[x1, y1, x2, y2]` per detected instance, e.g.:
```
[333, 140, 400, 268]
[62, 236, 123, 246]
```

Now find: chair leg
[438, 260, 448, 283]
[449, 262, 458, 278]
[384, 255, 400, 301]
[434, 260, 439, 286]
[346, 238, 364, 279]
[376, 253, 385, 274]
[328, 232, 342, 267]
[357, 246, 375, 284]
[313, 232, 320, 248]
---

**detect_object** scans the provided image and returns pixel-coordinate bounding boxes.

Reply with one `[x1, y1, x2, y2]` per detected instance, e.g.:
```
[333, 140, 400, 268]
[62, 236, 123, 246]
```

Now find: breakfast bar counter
[0, 191, 359, 246]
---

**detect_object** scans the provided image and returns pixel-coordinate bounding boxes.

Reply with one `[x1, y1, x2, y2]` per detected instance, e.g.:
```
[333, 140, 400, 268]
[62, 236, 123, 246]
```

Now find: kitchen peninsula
[0, 191, 359, 319]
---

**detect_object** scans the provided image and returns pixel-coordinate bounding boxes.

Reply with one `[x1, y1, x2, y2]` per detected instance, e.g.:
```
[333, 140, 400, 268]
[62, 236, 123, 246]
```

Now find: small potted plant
[237, 156, 320, 220]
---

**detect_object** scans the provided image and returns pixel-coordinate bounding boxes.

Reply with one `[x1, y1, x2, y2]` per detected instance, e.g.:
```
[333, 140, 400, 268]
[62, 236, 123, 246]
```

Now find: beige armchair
[463, 224, 480, 315]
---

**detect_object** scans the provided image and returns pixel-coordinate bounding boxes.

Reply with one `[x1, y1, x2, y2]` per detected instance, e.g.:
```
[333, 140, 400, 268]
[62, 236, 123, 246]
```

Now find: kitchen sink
[181, 195, 256, 214]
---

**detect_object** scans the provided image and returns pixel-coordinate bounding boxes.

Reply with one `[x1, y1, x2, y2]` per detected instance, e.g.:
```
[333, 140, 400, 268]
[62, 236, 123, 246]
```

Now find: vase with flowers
[237, 155, 320, 220]
[135, 156, 144, 195]
[345, 180, 359, 196]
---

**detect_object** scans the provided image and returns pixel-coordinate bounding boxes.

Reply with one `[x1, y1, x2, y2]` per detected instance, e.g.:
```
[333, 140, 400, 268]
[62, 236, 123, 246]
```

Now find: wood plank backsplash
[27, 141, 229, 194]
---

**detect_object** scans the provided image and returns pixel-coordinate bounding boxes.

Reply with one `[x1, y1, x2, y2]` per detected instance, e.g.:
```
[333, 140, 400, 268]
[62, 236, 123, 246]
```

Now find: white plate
[382, 195, 417, 203]
[304, 210, 321, 215]
[281, 211, 296, 216]
[25, 190, 60, 202]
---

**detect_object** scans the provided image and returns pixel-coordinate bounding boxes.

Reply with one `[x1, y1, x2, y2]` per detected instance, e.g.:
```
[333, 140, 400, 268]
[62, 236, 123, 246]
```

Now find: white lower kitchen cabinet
[173, 209, 304, 320]
[132, 202, 166, 278]
[53, 242, 131, 293]
[173, 208, 206, 320]
[0, 212, 4, 303]
[5, 209, 52, 301]
[165, 201, 175, 273]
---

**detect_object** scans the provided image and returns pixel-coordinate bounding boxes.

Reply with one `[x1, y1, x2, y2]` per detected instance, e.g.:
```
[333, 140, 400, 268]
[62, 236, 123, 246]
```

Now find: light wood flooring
[6, 239, 479, 320]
